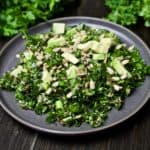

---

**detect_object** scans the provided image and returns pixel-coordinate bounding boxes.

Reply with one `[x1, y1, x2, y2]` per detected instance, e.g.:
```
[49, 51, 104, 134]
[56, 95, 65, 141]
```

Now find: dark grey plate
[0, 17, 150, 135]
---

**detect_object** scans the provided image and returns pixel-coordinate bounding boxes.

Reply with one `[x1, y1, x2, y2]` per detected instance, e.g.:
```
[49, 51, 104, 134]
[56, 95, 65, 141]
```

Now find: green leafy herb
[0, 0, 73, 37]
[105, 0, 150, 27]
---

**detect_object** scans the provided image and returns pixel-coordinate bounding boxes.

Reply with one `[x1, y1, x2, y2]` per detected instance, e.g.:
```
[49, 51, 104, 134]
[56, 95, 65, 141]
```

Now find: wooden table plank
[0, 107, 37, 150]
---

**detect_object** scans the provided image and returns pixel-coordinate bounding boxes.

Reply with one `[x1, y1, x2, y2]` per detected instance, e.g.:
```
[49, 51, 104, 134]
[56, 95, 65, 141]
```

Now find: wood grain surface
[0, 0, 150, 150]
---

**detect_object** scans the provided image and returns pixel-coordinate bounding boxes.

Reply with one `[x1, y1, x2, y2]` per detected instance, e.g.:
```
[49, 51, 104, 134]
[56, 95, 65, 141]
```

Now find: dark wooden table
[0, 1, 150, 150]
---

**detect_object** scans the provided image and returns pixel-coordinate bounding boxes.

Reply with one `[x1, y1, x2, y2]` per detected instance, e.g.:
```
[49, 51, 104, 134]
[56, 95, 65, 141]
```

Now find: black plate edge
[0, 16, 150, 136]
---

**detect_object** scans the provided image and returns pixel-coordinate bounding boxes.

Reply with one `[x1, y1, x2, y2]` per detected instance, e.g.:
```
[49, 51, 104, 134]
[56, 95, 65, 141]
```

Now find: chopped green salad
[0, 23, 150, 127]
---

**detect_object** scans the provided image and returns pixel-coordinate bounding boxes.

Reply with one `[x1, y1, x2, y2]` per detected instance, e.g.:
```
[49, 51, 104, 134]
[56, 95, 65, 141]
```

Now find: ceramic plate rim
[0, 16, 150, 135]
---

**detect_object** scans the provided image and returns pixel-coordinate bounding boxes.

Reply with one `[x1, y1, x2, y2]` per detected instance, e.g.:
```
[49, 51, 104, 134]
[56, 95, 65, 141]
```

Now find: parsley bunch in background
[0, 0, 73, 37]
[105, 0, 150, 27]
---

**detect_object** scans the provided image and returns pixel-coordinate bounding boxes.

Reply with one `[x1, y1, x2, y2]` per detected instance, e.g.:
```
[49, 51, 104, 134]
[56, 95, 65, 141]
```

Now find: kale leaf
[105, 0, 150, 27]
[0, 0, 72, 37]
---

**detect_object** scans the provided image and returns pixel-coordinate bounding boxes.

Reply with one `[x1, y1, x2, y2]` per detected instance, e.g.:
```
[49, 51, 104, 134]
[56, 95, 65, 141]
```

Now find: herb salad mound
[0, 24, 150, 127]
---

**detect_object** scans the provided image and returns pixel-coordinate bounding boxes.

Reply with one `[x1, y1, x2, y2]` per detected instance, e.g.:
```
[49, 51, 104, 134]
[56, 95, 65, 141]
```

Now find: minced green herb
[0, 23, 149, 127]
